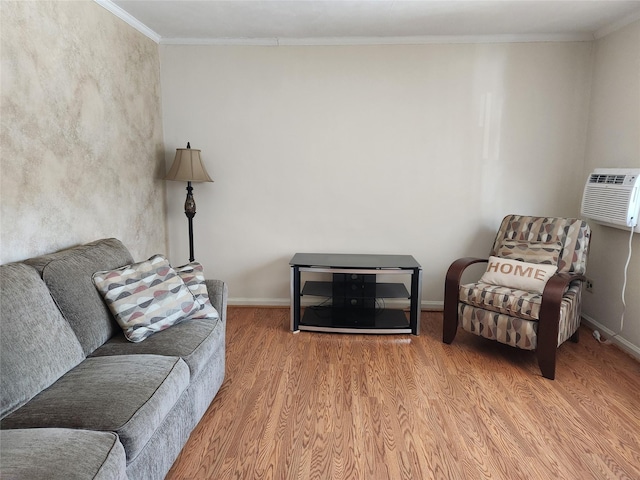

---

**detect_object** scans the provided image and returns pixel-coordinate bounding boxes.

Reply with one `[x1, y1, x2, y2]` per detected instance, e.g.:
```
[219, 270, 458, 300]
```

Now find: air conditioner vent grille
[582, 187, 632, 224]
[588, 174, 625, 185]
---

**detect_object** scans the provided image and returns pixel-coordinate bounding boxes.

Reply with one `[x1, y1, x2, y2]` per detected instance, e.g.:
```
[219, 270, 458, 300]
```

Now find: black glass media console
[289, 253, 422, 335]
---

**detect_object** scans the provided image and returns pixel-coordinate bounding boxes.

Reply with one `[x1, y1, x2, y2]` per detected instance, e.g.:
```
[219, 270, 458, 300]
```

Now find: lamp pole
[184, 180, 196, 262]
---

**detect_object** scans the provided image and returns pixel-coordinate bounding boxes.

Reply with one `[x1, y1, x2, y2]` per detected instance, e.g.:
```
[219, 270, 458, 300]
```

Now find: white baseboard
[228, 297, 290, 307]
[228, 297, 444, 310]
[581, 314, 640, 360]
[419, 300, 444, 310]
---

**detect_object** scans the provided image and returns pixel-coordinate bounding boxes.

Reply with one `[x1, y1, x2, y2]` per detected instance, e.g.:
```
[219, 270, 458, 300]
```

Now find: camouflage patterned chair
[443, 214, 591, 380]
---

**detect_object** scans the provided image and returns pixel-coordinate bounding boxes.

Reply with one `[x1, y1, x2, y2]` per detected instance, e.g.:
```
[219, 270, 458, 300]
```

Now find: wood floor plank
[166, 307, 640, 480]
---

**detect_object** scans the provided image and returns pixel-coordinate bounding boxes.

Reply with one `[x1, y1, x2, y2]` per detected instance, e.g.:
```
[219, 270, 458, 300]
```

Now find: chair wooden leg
[536, 274, 571, 380]
[537, 349, 557, 380]
[536, 313, 559, 380]
[443, 264, 463, 344]
[443, 300, 458, 344]
[570, 329, 579, 343]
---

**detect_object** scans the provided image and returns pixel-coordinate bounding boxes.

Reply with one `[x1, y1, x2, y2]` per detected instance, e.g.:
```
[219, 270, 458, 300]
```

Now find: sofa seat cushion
[460, 282, 579, 324]
[0, 354, 189, 462]
[459, 282, 583, 351]
[0, 428, 127, 480]
[91, 317, 223, 379]
[460, 282, 543, 321]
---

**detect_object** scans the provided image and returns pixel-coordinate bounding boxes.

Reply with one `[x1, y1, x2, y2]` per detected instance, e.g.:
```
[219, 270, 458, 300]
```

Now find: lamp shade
[165, 147, 213, 183]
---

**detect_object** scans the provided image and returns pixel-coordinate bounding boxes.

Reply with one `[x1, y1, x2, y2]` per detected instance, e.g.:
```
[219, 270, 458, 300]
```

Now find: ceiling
[106, 0, 640, 44]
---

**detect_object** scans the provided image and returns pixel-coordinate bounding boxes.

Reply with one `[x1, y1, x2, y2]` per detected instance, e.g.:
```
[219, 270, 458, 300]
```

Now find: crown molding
[161, 37, 279, 46]
[160, 32, 594, 46]
[595, 10, 640, 39]
[97, 0, 638, 47]
[94, 0, 161, 43]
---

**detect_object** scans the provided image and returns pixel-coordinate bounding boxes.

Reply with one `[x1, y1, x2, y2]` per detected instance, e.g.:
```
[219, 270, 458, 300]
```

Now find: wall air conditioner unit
[580, 168, 640, 231]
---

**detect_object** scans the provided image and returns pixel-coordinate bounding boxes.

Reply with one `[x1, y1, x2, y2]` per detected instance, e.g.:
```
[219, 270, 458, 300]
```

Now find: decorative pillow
[92, 255, 199, 342]
[479, 256, 558, 294]
[175, 262, 219, 320]
[496, 240, 563, 265]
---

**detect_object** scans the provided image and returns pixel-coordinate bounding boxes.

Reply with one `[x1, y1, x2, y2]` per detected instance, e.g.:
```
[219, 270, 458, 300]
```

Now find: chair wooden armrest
[536, 272, 586, 380]
[443, 257, 488, 343]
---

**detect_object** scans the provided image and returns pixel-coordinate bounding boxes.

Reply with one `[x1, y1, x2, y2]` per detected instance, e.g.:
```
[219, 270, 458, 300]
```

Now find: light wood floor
[166, 307, 640, 480]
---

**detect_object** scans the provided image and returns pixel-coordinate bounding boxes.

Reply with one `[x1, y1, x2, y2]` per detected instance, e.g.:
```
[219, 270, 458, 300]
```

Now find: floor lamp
[165, 142, 213, 262]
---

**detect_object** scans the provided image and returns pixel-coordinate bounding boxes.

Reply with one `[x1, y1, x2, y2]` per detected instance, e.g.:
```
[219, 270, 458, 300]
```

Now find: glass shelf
[300, 307, 411, 334]
[301, 280, 409, 299]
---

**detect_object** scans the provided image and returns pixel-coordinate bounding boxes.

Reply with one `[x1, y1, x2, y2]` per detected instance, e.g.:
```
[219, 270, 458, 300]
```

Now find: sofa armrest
[205, 279, 228, 324]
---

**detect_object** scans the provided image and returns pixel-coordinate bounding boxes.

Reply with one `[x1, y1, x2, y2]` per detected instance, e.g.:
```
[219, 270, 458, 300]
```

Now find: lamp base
[184, 181, 196, 262]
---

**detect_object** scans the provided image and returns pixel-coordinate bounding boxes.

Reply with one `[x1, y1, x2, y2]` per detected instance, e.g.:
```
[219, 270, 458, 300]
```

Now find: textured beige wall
[0, 1, 166, 264]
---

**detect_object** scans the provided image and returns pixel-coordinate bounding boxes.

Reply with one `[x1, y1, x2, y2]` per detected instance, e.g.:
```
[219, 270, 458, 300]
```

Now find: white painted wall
[160, 42, 592, 306]
[582, 20, 640, 355]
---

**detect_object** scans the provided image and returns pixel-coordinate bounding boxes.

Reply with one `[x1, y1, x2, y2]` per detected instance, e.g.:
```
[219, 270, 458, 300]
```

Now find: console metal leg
[410, 267, 422, 335]
[290, 266, 301, 332]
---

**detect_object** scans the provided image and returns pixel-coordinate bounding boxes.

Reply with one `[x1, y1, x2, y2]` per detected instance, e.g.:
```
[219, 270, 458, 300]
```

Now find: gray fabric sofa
[0, 239, 227, 480]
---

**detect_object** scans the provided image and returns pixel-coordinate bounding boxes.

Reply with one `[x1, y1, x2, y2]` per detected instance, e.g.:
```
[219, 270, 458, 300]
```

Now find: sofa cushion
[93, 255, 200, 343]
[0, 263, 85, 418]
[0, 428, 127, 480]
[489, 215, 590, 274]
[175, 262, 220, 320]
[24, 238, 134, 355]
[0, 355, 189, 462]
[495, 240, 563, 265]
[92, 317, 223, 379]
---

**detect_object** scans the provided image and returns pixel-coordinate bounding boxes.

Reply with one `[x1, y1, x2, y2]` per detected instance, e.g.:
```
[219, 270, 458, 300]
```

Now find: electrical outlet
[585, 278, 594, 292]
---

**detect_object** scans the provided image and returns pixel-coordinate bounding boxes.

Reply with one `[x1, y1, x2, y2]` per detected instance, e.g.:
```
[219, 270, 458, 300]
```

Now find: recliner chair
[443, 214, 591, 380]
